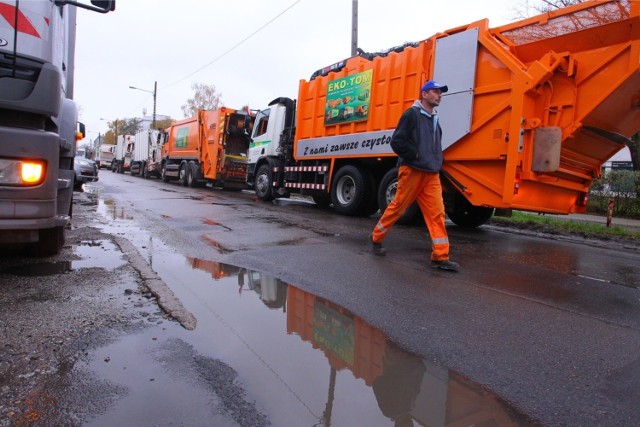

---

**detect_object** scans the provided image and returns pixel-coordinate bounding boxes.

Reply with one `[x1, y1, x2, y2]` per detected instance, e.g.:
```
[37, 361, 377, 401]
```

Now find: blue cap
[421, 80, 448, 93]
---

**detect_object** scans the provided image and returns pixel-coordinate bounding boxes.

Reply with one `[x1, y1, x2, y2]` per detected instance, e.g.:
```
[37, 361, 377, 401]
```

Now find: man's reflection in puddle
[373, 341, 426, 427]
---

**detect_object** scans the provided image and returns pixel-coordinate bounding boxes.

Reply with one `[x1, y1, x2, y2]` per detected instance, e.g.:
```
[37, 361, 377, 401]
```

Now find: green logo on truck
[176, 127, 189, 148]
[324, 69, 372, 126]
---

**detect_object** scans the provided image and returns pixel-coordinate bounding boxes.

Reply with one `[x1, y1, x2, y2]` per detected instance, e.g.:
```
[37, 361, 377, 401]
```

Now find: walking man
[370, 80, 459, 272]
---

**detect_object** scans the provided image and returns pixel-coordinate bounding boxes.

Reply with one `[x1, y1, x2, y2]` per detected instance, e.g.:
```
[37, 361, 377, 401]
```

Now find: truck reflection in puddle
[100, 199, 134, 221]
[187, 257, 534, 426]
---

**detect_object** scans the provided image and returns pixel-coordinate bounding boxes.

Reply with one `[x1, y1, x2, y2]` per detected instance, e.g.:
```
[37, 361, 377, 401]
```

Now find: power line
[164, 0, 303, 89]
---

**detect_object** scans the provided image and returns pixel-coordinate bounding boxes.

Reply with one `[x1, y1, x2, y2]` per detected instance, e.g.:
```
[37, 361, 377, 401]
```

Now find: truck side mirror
[91, 0, 116, 11]
[54, 1, 116, 13]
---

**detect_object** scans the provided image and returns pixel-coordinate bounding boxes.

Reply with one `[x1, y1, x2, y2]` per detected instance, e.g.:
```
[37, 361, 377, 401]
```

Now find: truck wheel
[161, 163, 170, 183]
[377, 167, 421, 225]
[179, 162, 189, 186]
[142, 163, 149, 179]
[330, 165, 374, 216]
[31, 226, 65, 257]
[445, 192, 494, 228]
[187, 162, 198, 187]
[254, 164, 274, 201]
[73, 175, 82, 191]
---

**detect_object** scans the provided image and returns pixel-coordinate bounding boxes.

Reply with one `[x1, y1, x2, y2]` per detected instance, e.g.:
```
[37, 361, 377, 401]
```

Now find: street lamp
[129, 81, 157, 129]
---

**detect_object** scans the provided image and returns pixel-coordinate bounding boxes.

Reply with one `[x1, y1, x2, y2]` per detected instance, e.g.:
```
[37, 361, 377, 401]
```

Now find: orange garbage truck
[247, 0, 640, 227]
[160, 108, 254, 190]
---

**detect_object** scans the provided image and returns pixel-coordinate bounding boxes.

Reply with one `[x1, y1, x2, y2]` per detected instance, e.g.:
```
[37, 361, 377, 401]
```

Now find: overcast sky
[73, 0, 525, 143]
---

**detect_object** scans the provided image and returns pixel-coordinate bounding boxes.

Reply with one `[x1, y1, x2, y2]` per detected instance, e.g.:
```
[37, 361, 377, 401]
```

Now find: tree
[102, 118, 142, 145]
[518, 0, 640, 171]
[181, 83, 222, 118]
[154, 117, 174, 130]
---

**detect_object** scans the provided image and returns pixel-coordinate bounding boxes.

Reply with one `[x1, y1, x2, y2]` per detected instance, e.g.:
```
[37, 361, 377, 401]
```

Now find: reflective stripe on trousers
[372, 165, 450, 261]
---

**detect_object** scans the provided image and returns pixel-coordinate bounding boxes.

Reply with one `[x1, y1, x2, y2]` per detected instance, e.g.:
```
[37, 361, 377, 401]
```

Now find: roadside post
[606, 198, 615, 227]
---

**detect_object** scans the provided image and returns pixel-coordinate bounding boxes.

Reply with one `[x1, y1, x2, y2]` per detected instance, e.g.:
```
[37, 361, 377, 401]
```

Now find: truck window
[253, 109, 270, 138]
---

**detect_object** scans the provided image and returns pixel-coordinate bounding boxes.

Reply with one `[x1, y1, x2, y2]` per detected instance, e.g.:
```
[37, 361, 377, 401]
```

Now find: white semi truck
[129, 129, 166, 178]
[0, 0, 115, 255]
[111, 134, 134, 173]
[97, 144, 116, 170]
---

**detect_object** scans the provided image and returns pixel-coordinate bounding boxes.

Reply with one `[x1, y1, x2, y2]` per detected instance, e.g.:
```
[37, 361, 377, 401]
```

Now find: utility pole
[351, 0, 358, 56]
[114, 119, 118, 145]
[152, 81, 157, 130]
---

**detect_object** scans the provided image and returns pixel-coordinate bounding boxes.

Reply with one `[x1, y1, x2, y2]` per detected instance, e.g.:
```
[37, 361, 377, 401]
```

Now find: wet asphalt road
[1, 171, 639, 426]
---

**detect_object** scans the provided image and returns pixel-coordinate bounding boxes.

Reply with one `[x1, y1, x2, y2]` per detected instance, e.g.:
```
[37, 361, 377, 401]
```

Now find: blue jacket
[390, 101, 443, 173]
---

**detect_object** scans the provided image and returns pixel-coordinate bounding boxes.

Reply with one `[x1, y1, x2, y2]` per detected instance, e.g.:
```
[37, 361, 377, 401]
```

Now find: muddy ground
[0, 193, 171, 426]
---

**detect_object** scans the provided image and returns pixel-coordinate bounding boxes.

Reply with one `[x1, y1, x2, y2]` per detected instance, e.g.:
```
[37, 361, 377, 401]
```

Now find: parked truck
[248, 0, 640, 227]
[0, 0, 115, 255]
[96, 143, 115, 170]
[111, 134, 134, 173]
[130, 129, 167, 178]
[96, 143, 115, 169]
[160, 108, 254, 190]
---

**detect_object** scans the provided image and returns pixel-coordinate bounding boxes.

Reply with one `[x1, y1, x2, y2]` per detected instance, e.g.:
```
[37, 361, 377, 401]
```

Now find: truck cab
[247, 98, 295, 200]
[97, 144, 116, 170]
[0, 0, 115, 255]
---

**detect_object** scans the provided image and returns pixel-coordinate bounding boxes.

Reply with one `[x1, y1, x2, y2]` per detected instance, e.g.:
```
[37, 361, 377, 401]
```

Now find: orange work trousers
[372, 165, 450, 261]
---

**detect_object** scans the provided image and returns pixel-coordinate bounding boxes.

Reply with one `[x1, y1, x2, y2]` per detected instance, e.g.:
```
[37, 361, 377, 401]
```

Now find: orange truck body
[249, 0, 640, 226]
[161, 108, 253, 190]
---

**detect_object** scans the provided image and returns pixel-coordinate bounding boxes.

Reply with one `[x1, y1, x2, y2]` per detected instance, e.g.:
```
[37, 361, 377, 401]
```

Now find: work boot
[430, 259, 460, 272]
[370, 234, 386, 256]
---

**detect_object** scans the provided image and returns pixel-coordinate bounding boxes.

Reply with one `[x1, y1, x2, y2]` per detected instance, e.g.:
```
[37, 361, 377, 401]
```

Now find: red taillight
[577, 192, 588, 206]
[514, 166, 522, 195]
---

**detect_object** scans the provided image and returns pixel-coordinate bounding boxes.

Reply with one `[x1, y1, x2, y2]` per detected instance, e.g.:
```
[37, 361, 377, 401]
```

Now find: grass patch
[489, 211, 640, 240]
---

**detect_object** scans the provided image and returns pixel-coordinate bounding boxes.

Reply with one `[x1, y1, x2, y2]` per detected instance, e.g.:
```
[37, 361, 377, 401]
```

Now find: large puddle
[177, 262, 532, 426]
[53, 197, 535, 426]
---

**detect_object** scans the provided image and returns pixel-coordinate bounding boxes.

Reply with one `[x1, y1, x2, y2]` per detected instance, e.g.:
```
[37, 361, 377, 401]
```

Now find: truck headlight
[0, 159, 46, 185]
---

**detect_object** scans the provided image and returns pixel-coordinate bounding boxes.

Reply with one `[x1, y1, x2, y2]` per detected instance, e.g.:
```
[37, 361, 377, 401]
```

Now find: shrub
[588, 170, 640, 219]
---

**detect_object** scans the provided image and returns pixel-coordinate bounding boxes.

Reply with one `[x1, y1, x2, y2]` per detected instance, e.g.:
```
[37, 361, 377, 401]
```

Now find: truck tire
[187, 162, 198, 187]
[330, 165, 374, 216]
[254, 164, 274, 201]
[179, 162, 189, 186]
[445, 192, 494, 228]
[160, 163, 171, 182]
[31, 226, 65, 256]
[161, 163, 170, 183]
[377, 167, 421, 225]
[73, 174, 82, 191]
[142, 163, 149, 179]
